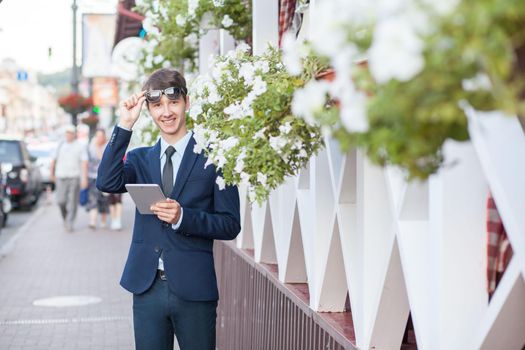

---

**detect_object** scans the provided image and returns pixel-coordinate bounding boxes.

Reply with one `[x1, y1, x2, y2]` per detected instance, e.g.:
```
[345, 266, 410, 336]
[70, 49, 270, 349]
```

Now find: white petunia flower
[241, 92, 257, 111]
[279, 122, 292, 135]
[239, 62, 256, 85]
[151, 1, 159, 13]
[189, 104, 203, 119]
[204, 156, 215, 169]
[207, 88, 222, 104]
[213, 0, 224, 6]
[240, 172, 250, 185]
[185, 33, 199, 46]
[193, 125, 208, 154]
[221, 15, 233, 28]
[299, 149, 308, 158]
[220, 136, 239, 151]
[462, 73, 492, 92]
[153, 55, 164, 65]
[282, 31, 303, 76]
[216, 176, 226, 190]
[188, 0, 199, 18]
[236, 42, 251, 53]
[251, 76, 267, 96]
[369, 15, 424, 84]
[211, 61, 228, 81]
[269, 135, 288, 153]
[292, 140, 303, 150]
[420, 0, 459, 16]
[145, 55, 153, 69]
[340, 90, 369, 133]
[208, 130, 219, 144]
[309, 0, 376, 58]
[215, 150, 227, 168]
[224, 103, 243, 120]
[257, 172, 267, 186]
[254, 127, 266, 139]
[176, 14, 187, 27]
[160, 6, 169, 20]
[234, 158, 244, 174]
[292, 80, 330, 125]
[254, 60, 270, 74]
[142, 16, 160, 36]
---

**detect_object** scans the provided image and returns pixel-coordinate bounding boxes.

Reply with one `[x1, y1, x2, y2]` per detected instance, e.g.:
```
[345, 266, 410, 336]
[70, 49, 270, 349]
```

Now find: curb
[0, 205, 47, 258]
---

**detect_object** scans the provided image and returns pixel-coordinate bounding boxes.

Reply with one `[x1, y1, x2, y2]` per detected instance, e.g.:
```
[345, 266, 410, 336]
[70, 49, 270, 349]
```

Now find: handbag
[79, 187, 89, 206]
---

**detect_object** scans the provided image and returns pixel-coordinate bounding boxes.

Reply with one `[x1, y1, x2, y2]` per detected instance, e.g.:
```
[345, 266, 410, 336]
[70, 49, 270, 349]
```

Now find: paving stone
[0, 195, 136, 350]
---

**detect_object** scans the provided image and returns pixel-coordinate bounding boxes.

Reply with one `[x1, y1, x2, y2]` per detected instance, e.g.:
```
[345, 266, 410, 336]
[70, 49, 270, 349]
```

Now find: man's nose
[160, 102, 171, 116]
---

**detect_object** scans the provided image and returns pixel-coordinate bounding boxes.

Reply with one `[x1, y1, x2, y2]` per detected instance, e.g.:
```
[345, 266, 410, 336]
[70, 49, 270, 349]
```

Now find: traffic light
[92, 105, 100, 114]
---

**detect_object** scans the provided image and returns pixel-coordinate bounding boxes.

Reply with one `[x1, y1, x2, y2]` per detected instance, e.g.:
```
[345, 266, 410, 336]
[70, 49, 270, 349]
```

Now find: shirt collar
[159, 131, 193, 159]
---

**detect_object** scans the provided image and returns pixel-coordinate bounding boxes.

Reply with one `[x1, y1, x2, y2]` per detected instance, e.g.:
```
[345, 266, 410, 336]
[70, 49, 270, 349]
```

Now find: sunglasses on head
[145, 86, 187, 103]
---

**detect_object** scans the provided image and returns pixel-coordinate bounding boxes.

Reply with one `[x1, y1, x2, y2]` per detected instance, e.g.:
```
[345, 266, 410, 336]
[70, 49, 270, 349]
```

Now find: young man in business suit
[97, 68, 241, 350]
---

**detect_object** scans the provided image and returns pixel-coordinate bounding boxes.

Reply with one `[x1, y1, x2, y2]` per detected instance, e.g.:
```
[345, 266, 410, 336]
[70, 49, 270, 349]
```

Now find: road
[0, 195, 48, 256]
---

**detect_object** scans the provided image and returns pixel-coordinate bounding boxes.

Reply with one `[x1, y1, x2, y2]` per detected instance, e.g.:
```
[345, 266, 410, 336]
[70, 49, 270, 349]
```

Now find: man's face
[147, 94, 189, 138]
[65, 131, 75, 142]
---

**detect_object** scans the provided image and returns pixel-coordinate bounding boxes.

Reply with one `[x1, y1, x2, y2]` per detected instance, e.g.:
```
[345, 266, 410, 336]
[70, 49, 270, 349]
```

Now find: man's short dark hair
[142, 68, 187, 98]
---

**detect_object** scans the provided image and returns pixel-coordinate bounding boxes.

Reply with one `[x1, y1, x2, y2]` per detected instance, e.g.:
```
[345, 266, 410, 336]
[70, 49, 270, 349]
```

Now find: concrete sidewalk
[0, 195, 136, 350]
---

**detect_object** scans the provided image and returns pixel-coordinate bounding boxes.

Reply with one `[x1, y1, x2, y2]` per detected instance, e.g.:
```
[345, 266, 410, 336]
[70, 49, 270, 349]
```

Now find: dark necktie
[162, 146, 176, 196]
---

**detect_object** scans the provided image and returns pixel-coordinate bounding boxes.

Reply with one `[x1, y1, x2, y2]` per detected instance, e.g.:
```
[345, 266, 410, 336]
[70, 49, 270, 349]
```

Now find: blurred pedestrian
[86, 128, 109, 229]
[108, 193, 123, 230]
[50, 125, 88, 232]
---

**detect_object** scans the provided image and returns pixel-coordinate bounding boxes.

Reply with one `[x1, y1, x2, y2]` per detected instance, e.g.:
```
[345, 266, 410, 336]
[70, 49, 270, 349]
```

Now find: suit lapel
[171, 136, 199, 199]
[148, 140, 163, 189]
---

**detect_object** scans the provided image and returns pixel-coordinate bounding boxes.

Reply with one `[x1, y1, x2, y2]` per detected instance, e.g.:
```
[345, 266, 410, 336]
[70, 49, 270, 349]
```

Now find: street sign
[16, 71, 28, 81]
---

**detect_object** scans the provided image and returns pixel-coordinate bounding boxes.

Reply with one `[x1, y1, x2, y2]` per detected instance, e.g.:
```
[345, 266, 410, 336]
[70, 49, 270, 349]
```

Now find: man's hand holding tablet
[125, 184, 182, 224]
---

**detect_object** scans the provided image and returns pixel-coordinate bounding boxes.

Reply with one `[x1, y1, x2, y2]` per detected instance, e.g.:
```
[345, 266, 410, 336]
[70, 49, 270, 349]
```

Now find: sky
[0, 0, 117, 74]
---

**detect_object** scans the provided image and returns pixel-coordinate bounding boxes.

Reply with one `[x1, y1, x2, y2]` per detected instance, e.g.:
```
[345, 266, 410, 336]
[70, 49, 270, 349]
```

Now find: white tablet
[125, 184, 166, 215]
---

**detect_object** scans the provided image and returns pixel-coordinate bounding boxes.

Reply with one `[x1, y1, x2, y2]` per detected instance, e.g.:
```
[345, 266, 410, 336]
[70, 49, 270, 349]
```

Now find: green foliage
[189, 46, 326, 203]
[315, 0, 525, 179]
[136, 0, 252, 74]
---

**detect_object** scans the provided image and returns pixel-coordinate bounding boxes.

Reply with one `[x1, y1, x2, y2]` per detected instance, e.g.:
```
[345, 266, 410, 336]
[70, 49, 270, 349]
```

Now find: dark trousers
[132, 273, 217, 350]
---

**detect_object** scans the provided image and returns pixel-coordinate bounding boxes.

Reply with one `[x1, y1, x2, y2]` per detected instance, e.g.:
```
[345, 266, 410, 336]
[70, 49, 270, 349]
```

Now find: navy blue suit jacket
[97, 126, 240, 301]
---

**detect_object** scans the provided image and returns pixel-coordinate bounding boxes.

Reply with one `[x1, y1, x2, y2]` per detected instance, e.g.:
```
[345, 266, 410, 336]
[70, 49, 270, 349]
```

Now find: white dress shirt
[158, 132, 193, 270]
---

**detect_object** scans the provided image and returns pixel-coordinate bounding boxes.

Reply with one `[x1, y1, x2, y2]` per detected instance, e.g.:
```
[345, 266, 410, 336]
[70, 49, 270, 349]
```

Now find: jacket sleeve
[96, 126, 137, 193]
[175, 181, 241, 241]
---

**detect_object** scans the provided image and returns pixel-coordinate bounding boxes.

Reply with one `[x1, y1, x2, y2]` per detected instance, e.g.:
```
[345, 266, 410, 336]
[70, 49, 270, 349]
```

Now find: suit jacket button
[162, 222, 169, 228]
[154, 246, 160, 253]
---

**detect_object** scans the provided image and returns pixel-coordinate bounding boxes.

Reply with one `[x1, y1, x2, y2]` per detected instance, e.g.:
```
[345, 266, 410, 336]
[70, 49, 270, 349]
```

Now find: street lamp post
[71, 0, 79, 126]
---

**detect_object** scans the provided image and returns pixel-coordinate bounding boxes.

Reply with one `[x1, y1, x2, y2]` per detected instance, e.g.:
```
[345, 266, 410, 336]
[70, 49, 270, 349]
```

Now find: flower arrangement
[285, 0, 525, 179]
[81, 114, 99, 127]
[182, 44, 326, 203]
[58, 93, 93, 116]
[136, 0, 252, 73]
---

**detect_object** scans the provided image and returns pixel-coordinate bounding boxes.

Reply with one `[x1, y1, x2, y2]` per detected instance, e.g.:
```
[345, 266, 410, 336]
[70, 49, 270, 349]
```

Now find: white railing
[234, 111, 524, 350]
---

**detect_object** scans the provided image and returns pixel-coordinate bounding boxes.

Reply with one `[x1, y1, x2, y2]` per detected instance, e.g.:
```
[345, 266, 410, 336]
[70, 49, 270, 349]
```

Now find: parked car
[28, 141, 58, 191]
[0, 163, 13, 227]
[0, 138, 43, 210]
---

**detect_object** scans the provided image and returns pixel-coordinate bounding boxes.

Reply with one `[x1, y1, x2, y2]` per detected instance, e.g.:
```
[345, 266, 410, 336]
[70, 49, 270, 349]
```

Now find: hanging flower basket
[173, 45, 327, 204]
[58, 93, 93, 115]
[287, 0, 525, 180]
[81, 114, 99, 127]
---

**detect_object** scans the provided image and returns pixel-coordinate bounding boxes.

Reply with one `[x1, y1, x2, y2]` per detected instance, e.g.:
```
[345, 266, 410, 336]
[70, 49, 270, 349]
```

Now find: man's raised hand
[119, 91, 146, 130]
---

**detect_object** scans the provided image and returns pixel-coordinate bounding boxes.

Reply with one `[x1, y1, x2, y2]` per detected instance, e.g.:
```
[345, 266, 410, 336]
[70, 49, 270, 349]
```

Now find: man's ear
[185, 95, 190, 111]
